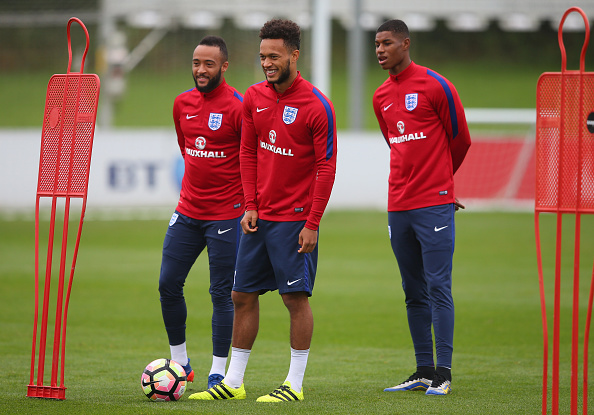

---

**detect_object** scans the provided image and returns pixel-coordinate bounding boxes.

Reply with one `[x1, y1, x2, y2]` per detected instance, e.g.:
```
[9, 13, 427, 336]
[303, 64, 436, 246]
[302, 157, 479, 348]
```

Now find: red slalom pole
[27, 17, 100, 400]
[583, 263, 594, 414]
[535, 6, 593, 415]
[535, 213, 549, 415]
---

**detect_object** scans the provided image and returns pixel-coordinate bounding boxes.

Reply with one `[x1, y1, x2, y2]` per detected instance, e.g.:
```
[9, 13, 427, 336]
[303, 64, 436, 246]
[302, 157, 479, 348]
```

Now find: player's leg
[187, 290, 257, 400]
[257, 221, 316, 402]
[411, 203, 455, 395]
[158, 211, 205, 381]
[225, 224, 274, 387]
[203, 216, 242, 388]
[256, 301, 309, 402]
[283, 292, 313, 350]
[189, 223, 274, 400]
[270, 291, 311, 402]
[384, 211, 435, 392]
[230, 291, 261, 350]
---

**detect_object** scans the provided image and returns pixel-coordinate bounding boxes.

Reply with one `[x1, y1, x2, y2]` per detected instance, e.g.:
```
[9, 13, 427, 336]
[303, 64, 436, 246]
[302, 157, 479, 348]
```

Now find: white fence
[0, 128, 391, 217]
[0, 106, 538, 217]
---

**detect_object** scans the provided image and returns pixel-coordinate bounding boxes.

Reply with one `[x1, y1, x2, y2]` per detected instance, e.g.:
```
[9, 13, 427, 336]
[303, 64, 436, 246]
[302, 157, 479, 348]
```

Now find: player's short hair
[259, 19, 301, 52]
[198, 35, 228, 61]
[376, 19, 410, 38]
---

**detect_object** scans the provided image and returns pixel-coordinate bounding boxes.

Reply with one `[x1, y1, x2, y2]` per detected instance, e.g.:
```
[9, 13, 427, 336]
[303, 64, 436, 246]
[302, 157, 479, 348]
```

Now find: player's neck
[389, 57, 412, 77]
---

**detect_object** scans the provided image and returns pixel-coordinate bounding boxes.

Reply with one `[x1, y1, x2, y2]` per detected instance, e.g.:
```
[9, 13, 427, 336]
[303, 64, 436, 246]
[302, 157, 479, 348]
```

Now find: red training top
[173, 79, 244, 220]
[241, 72, 337, 231]
[373, 61, 471, 211]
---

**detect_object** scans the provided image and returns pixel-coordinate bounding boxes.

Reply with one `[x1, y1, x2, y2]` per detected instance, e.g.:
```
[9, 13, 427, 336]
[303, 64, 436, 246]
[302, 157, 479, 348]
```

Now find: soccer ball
[141, 358, 187, 401]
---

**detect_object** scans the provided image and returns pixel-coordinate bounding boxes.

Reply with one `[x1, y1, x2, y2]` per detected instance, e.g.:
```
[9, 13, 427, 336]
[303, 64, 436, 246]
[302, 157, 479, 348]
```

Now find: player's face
[375, 31, 410, 75]
[259, 38, 299, 92]
[192, 45, 228, 93]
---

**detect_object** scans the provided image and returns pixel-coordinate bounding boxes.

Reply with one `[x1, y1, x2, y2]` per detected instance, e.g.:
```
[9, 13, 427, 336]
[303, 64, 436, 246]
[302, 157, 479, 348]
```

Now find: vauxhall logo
[261, 129, 294, 157]
[195, 136, 206, 150]
[185, 136, 227, 158]
[389, 122, 427, 145]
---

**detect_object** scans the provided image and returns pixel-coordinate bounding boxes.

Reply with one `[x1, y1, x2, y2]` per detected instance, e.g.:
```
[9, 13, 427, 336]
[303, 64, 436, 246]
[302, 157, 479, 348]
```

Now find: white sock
[170, 342, 188, 367]
[223, 347, 251, 389]
[209, 355, 227, 376]
[285, 348, 309, 393]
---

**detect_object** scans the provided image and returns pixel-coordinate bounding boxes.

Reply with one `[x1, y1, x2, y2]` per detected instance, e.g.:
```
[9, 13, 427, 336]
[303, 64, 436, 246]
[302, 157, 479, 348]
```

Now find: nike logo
[141, 379, 160, 387]
[218, 228, 233, 235]
[287, 278, 302, 286]
[256, 107, 269, 113]
[186, 114, 199, 119]
[383, 103, 393, 111]
[434, 226, 448, 232]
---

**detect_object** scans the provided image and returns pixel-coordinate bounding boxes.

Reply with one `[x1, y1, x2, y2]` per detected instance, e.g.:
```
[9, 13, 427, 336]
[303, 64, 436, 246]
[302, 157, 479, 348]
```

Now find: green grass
[0, 58, 544, 130]
[1, 211, 593, 414]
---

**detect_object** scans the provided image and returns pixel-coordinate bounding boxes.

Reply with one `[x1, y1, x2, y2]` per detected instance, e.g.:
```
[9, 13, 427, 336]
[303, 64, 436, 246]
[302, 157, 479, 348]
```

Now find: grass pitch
[1, 210, 593, 414]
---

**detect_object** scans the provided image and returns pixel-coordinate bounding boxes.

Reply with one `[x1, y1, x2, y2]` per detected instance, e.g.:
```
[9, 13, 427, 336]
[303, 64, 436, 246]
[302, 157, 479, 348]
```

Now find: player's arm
[432, 78, 471, 174]
[173, 98, 186, 158]
[448, 89, 471, 174]
[239, 89, 259, 212]
[372, 92, 391, 147]
[231, 90, 244, 139]
[303, 92, 337, 239]
[450, 93, 469, 211]
[226, 90, 253, 232]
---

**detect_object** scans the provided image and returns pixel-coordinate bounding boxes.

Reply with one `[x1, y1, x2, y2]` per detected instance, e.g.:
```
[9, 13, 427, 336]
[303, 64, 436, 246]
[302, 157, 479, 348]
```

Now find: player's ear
[402, 37, 411, 51]
[291, 49, 300, 63]
[221, 61, 229, 74]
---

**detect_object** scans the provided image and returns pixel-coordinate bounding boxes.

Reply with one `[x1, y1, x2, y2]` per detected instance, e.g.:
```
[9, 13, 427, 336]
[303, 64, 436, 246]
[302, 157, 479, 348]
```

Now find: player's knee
[231, 290, 258, 310]
[209, 281, 233, 299]
[211, 290, 233, 311]
[281, 292, 309, 312]
[158, 276, 184, 301]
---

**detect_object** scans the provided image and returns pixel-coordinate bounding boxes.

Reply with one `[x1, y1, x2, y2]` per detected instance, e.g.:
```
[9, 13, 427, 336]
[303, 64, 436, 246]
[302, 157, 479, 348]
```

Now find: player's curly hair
[377, 19, 409, 38]
[259, 19, 301, 52]
[199, 35, 229, 61]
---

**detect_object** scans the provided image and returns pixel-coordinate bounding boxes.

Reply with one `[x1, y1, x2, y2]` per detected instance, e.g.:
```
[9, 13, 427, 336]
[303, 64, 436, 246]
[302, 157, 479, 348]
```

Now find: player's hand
[241, 210, 259, 234]
[454, 198, 465, 211]
[298, 227, 318, 253]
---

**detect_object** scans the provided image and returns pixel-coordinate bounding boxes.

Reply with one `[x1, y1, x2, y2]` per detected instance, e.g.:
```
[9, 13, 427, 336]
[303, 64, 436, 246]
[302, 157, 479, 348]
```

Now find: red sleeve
[173, 96, 185, 158]
[240, 89, 258, 211]
[431, 79, 471, 174]
[372, 91, 391, 147]
[449, 94, 471, 174]
[305, 92, 337, 231]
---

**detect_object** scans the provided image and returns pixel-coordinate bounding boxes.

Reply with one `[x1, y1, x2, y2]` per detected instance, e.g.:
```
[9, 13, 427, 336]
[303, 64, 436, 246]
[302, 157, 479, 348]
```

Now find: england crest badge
[169, 213, 179, 227]
[282, 106, 298, 124]
[405, 93, 418, 111]
[208, 113, 223, 130]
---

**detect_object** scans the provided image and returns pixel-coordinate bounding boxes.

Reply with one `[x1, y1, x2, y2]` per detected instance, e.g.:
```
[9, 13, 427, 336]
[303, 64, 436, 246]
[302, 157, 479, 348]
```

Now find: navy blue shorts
[233, 220, 318, 296]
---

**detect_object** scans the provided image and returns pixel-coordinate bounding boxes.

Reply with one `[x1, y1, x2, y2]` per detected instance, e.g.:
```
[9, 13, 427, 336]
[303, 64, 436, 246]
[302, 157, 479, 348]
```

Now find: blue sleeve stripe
[427, 69, 458, 139]
[312, 87, 335, 160]
[177, 87, 195, 97]
[233, 90, 243, 102]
